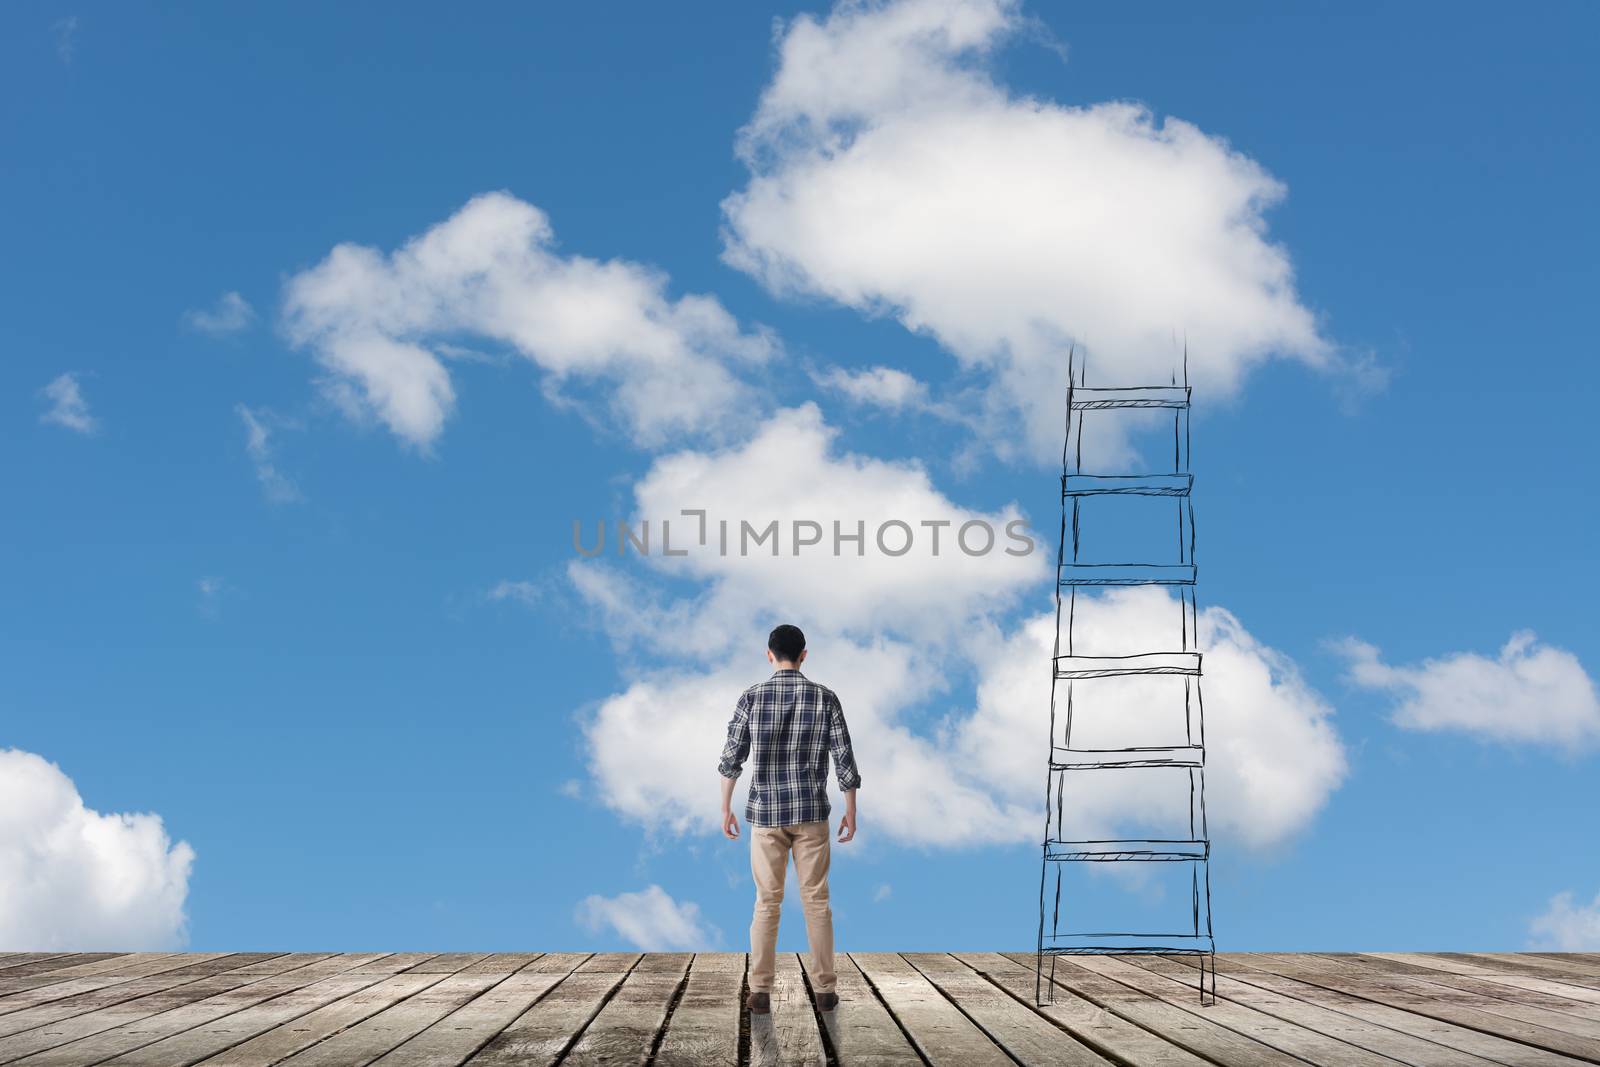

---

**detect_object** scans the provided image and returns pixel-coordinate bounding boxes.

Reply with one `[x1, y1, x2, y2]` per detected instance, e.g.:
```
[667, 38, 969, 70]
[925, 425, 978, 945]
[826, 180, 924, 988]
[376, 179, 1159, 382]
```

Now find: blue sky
[3, 0, 1598, 955]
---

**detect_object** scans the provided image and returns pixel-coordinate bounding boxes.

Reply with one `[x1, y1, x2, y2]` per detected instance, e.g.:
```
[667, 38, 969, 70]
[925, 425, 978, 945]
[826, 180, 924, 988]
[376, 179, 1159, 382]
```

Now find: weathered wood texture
[0, 952, 1594, 1065]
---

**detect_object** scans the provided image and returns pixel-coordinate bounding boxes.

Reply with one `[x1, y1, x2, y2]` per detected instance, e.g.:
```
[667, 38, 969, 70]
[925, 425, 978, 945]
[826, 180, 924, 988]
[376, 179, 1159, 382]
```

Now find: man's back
[717, 625, 858, 1014]
[718, 667, 861, 827]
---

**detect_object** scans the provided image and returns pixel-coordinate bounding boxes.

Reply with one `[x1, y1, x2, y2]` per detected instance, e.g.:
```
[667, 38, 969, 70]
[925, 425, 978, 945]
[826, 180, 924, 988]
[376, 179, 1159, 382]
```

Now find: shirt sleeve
[717, 691, 752, 780]
[828, 693, 862, 791]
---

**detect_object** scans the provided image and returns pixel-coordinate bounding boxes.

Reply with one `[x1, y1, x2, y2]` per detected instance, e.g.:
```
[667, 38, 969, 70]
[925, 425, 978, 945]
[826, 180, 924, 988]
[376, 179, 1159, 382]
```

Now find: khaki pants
[749, 819, 835, 994]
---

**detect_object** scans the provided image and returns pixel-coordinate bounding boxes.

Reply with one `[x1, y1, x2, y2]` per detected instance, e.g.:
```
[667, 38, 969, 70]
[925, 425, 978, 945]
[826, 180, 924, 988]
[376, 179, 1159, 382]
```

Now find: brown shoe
[816, 991, 839, 1011]
[746, 990, 771, 1014]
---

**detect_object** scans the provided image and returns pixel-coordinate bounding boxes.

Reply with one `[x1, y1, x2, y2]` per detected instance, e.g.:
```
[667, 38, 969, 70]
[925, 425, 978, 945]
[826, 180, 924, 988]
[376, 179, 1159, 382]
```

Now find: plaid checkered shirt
[717, 668, 862, 827]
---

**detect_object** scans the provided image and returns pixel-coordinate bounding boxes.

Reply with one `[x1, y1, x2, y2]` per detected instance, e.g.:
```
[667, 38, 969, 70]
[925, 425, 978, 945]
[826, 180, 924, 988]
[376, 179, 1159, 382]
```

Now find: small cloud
[575, 885, 715, 951]
[813, 365, 930, 413]
[236, 405, 302, 504]
[1529, 890, 1600, 950]
[557, 779, 581, 799]
[487, 579, 544, 607]
[873, 883, 892, 903]
[196, 577, 228, 619]
[53, 16, 79, 64]
[39, 373, 97, 435]
[183, 292, 256, 337]
[1331, 347, 1392, 413]
[1338, 631, 1600, 751]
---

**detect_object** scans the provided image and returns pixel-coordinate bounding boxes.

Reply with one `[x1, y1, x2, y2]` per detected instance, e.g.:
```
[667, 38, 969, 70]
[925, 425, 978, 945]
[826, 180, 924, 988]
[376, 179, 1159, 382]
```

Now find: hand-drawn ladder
[1035, 349, 1217, 1006]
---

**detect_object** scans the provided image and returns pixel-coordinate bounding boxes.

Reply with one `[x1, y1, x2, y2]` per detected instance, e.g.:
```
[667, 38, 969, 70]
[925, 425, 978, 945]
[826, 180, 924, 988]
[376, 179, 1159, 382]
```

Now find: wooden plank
[368, 955, 586, 1067]
[0, 954, 378, 1064]
[1227, 953, 1599, 1065]
[189, 972, 448, 1066]
[463, 952, 638, 1066]
[458, 955, 543, 976]
[0, 954, 333, 1043]
[957, 953, 1212, 1066]
[1127, 954, 1508, 1067]
[344, 955, 436, 976]
[0, 956, 78, 976]
[404, 954, 491, 975]
[654, 953, 743, 1067]
[751, 953, 826, 1067]
[852, 953, 1009, 1066]
[0, 955, 253, 1014]
[1062, 953, 1403, 1066]
[0, 955, 129, 979]
[800, 952, 920, 1067]
[560, 952, 691, 1066]
[1174, 953, 1588, 1067]
[905, 953, 1111, 1066]
[0, 959, 78, 979]
[1362, 955, 1600, 1009]
[1449, 954, 1600, 988]
[75, 972, 390, 1066]
[273, 973, 510, 1066]
[1348, 954, 1600, 1021]
[1282, 953, 1600, 1052]
[1526, 955, 1600, 977]
[1005, 952, 1307, 1066]
[0, 955, 174, 991]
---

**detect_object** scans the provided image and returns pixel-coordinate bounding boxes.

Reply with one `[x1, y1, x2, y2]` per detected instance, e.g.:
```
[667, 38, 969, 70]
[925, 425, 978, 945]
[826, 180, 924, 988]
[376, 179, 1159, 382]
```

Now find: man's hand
[837, 809, 856, 843]
[722, 809, 741, 840]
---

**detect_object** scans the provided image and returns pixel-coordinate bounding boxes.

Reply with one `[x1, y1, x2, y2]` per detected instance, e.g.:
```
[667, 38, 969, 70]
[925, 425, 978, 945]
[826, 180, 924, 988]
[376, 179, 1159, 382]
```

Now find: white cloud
[958, 593, 1346, 849]
[0, 749, 194, 950]
[600, 403, 1042, 646]
[236, 404, 302, 503]
[813, 364, 931, 412]
[874, 883, 893, 902]
[1341, 631, 1600, 750]
[1529, 890, 1600, 951]
[283, 191, 777, 451]
[487, 579, 543, 607]
[573, 406, 1344, 850]
[39, 372, 98, 435]
[575, 885, 715, 950]
[723, 0, 1332, 462]
[53, 16, 79, 63]
[197, 576, 228, 619]
[184, 291, 257, 336]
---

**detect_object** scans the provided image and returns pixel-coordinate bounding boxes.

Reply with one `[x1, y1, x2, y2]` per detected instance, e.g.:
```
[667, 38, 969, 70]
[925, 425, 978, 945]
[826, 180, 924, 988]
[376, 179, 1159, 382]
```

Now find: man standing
[718, 624, 861, 1014]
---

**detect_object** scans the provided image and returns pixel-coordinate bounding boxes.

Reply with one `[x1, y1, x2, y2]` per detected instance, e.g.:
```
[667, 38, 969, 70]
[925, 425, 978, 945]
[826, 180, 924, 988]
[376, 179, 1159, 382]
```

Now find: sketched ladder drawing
[1035, 349, 1217, 1006]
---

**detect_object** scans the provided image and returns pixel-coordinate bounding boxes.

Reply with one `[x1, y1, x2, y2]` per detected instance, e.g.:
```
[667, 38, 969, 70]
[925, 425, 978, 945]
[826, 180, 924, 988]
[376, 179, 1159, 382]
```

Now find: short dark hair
[768, 624, 806, 663]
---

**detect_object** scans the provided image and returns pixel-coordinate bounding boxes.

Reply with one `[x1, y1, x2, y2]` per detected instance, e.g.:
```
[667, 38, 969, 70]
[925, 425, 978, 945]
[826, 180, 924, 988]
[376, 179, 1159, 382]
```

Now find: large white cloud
[597, 403, 1043, 647]
[723, 0, 1330, 462]
[958, 593, 1346, 850]
[0, 749, 195, 949]
[283, 192, 776, 450]
[574, 406, 1344, 850]
[581, 592, 1343, 850]
[1340, 631, 1600, 750]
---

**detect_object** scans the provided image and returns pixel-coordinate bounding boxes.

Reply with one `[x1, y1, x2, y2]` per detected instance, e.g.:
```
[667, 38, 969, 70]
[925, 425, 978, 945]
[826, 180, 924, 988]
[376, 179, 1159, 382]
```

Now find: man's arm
[828, 694, 861, 842]
[717, 692, 751, 840]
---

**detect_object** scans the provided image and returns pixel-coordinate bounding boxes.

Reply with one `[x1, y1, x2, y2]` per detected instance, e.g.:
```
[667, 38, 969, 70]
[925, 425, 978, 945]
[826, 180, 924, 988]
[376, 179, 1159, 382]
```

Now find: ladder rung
[1040, 933, 1214, 954]
[1045, 839, 1208, 862]
[1060, 563, 1196, 586]
[1063, 474, 1191, 497]
[1055, 652, 1200, 678]
[1070, 386, 1190, 410]
[1052, 746, 1204, 769]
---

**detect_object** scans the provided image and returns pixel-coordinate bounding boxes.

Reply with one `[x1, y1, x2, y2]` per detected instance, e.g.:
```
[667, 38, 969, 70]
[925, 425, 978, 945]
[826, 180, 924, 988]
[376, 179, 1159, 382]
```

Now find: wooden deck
[1, 951, 1598, 1065]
